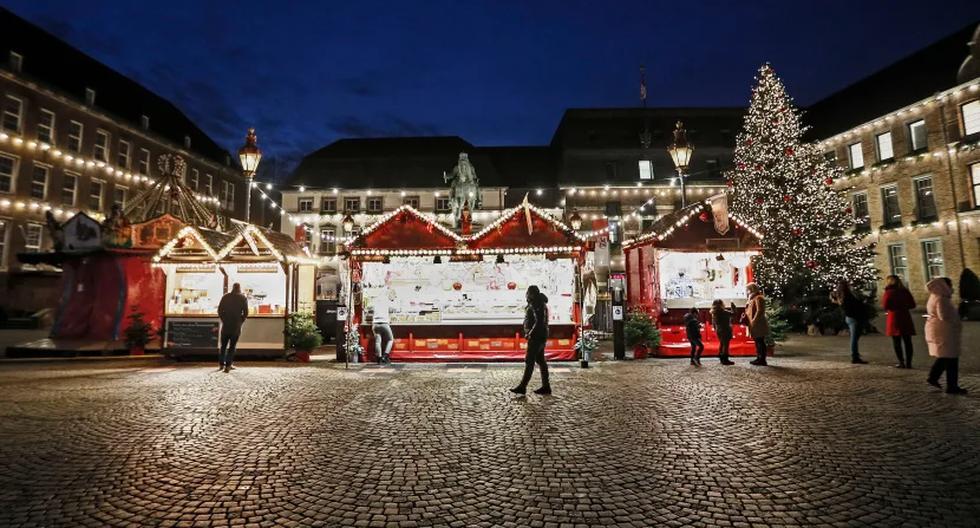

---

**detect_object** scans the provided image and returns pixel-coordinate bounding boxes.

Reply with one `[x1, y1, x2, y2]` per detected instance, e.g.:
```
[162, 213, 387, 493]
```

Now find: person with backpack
[711, 300, 736, 366]
[684, 307, 704, 366]
[882, 275, 916, 368]
[831, 280, 868, 364]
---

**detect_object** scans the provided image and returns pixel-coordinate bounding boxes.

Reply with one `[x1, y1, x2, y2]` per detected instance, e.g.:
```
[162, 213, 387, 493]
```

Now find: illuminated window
[319, 226, 336, 255]
[37, 109, 55, 145]
[638, 160, 653, 180]
[0, 153, 16, 193]
[847, 142, 864, 170]
[138, 149, 150, 175]
[89, 179, 104, 211]
[907, 120, 927, 151]
[971, 162, 980, 208]
[2, 95, 22, 133]
[851, 192, 869, 232]
[30, 164, 47, 199]
[94, 130, 109, 162]
[913, 175, 937, 220]
[921, 239, 945, 281]
[887, 244, 908, 284]
[962, 100, 980, 136]
[67, 121, 83, 153]
[875, 132, 893, 161]
[62, 172, 77, 205]
[880, 185, 901, 226]
[24, 223, 42, 251]
[117, 140, 130, 168]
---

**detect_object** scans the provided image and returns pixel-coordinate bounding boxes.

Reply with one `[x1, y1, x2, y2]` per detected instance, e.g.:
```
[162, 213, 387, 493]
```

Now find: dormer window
[9, 51, 22, 73]
[140, 114, 150, 130]
[85, 88, 96, 106]
[183, 135, 191, 149]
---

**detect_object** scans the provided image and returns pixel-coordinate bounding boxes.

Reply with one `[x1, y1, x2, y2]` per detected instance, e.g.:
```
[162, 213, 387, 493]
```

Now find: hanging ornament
[698, 211, 710, 223]
[745, 139, 754, 146]
[844, 206, 852, 215]
[824, 177, 834, 186]
[726, 179, 733, 188]
[737, 162, 746, 170]
[785, 147, 794, 156]
[755, 164, 763, 171]
[791, 228, 802, 237]
[754, 196, 764, 205]
[805, 260, 818, 269]
[783, 195, 792, 203]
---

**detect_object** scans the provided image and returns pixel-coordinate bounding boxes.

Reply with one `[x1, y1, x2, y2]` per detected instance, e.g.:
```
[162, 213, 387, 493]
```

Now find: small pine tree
[729, 64, 878, 300]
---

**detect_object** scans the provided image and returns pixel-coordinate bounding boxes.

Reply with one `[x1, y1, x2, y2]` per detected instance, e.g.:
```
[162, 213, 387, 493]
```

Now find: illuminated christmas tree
[729, 64, 877, 299]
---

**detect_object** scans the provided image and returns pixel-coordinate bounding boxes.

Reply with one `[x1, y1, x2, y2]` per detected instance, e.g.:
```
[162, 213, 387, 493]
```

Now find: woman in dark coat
[882, 275, 916, 368]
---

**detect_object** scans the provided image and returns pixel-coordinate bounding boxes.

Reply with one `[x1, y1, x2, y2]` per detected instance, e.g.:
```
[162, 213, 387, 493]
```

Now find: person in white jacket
[924, 277, 966, 395]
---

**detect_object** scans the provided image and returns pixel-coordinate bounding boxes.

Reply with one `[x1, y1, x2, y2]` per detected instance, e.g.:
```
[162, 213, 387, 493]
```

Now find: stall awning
[624, 194, 763, 251]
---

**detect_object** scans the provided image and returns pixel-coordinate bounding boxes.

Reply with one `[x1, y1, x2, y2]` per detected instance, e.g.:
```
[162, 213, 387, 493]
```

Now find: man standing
[218, 283, 249, 373]
[511, 285, 551, 395]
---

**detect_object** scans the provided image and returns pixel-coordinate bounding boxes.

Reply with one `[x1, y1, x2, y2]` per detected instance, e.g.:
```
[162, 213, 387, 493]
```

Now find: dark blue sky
[6, 0, 979, 178]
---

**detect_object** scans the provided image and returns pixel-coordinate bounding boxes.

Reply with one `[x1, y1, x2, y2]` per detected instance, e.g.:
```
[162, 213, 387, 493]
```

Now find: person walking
[511, 285, 551, 395]
[217, 283, 249, 373]
[371, 289, 395, 365]
[831, 280, 869, 364]
[882, 275, 916, 368]
[711, 300, 736, 366]
[925, 277, 967, 395]
[744, 283, 769, 366]
[684, 307, 704, 366]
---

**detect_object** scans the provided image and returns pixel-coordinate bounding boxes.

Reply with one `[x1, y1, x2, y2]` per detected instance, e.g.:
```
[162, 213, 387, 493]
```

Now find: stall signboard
[166, 319, 219, 349]
[361, 256, 576, 325]
[658, 250, 755, 308]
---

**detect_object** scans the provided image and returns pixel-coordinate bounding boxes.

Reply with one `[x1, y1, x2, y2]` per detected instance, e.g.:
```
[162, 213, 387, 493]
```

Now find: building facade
[809, 22, 980, 303]
[0, 7, 251, 312]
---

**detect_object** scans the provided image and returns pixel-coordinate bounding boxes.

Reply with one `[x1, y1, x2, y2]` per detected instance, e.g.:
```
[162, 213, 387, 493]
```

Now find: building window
[638, 160, 653, 180]
[24, 223, 42, 252]
[367, 196, 383, 213]
[298, 197, 314, 212]
[971, 162, 980, 208]
[183, 135, 191, 149]
[67, 121, 83, 153]
[113, 186, 127, 208]
[140, 115, 150, 130]
[852, 192, 869, 232]
[887, 244, 909, 284]
[913, 176, 938, 221]
[0, 220, 7, 269]
[908, 120, 927, 152]
[824, 150, 838, 164]
[319, 226, 336, 255]
[435, 197, 451, 212]
[89, 179, 104, 211]
[344, 197, 360, 213]
[403, 195, 420, 208]
[37, 109, 55, 145]
[2, 95, 22, 133]
[62, 172, 77, 205]
[320, 197, 337, 213]
[221, 181, 235, 210]
[204, 174, 213, 195]
[847, 142, 864, 170]
[137, 149, 150, 176]
[94, 130, 109, 162]
[189, 168, 199, 189]
[30, 164, 48, 200]
[116, 140, 130, 168]
[85, 88, 96, 106]
[875, 132, 893, 161]
[881, 185, 901, 227]
[0, 154, 16, 193]
[962, 100, 980, 136]
[9, 51, 22, 72]
[921, 239, 945, 281]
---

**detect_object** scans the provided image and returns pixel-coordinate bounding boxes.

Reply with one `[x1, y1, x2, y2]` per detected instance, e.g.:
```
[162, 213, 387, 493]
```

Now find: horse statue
[443, 152, 481, 227]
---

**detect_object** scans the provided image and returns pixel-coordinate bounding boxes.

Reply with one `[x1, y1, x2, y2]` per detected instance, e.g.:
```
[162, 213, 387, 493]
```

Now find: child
[711, 300, 736, 366]
[684, 307, 704, 366]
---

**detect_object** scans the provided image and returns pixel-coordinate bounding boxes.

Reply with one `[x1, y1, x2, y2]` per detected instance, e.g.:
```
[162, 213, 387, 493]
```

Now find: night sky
[5, 1, 979, 180]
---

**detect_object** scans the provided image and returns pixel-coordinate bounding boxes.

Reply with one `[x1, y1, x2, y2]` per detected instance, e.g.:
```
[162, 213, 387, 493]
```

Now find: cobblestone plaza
[1, 354, 979, 527]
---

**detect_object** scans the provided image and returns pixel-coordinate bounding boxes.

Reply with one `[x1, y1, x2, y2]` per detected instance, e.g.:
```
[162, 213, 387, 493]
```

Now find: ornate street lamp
[667, 120, 693, 207]
[568, 210, 583, 231]
[341, 213, 355, 234]
[238, 128, 262, 223]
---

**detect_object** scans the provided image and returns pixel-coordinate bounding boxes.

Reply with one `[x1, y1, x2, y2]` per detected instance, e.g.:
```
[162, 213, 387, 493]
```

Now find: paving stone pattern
[1, 359, 979, 527]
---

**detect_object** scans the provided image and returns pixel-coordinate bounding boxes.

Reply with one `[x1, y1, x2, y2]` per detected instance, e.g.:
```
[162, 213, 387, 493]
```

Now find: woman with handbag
[882, 275, 916, 368]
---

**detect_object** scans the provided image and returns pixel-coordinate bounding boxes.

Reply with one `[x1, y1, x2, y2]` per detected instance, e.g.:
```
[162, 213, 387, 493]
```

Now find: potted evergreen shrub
[123, 310, 154, 355]
[574, 329, 599, 368]
[286, 311, 323, 362]
[624, 310, 661, 359]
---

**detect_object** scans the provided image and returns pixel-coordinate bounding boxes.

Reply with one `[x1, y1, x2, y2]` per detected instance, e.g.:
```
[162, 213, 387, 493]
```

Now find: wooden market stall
[623, 195, 765, 357]
[347, 202, 585, 362]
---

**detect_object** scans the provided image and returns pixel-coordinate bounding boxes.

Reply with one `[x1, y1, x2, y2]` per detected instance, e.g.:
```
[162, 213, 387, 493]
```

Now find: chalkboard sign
[166, 319, 220, 349]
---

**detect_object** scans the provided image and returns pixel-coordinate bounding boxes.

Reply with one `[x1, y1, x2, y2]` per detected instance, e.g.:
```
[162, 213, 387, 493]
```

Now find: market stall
[624, 195, 765, 357]
[347, 203, 585, 361]
[155, 223, 315, 356]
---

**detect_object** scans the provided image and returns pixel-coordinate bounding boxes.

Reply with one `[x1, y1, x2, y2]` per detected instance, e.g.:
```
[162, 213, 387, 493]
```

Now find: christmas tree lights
[728, 64, 877, 298]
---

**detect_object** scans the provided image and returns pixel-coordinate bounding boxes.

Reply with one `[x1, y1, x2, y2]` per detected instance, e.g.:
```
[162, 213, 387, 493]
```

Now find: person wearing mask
[511, 285, 551, 395]
[831, 280, 869, 364]
[744, 283, 769, 366]
[925, 277, 966, 395]
[371, 288, 395, 365]
[217, 283, 249, 373]
[711, 300, 736, 366]
[881, 275, 916, 368]
[684, 307, 704, 366]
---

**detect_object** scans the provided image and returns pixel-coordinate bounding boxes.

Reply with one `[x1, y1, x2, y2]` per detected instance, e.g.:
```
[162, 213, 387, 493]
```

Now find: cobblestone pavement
[1, 357, 979, 527]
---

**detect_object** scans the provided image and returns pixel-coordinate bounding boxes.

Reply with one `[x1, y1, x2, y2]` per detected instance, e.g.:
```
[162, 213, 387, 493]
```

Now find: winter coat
[684, 312, 702, 341]
[924, 279, 961, 358]
[711, 308, 733, 341]
[744, 293, 769, 338]
[218, 291, 249, 337]
[524, 294, 549, 342]
[882, 285, 916, 336]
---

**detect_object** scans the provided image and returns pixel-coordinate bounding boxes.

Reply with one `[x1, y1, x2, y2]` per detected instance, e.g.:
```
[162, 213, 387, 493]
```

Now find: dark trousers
[891, 335, 913, 366]
[518, 338, 549, 389]
[928, 357, 959, 390]
[718, 336, 731, 362]
[753, 337, 767, 362]
[219, 333, 239, 366]
[688, 336, 704, 360]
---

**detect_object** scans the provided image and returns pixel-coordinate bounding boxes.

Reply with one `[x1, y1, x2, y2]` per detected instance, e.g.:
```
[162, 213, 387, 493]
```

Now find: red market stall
[623, 195, 765, 357]
[347, 202, 585, 361]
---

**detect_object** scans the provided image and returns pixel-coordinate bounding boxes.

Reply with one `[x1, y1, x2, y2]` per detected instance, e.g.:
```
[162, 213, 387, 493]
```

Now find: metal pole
[679, 169, 688, 208]
[244, 172, 254, 223]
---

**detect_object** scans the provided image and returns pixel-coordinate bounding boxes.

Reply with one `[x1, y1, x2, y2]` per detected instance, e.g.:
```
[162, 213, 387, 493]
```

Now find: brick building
[0, 7, 252, 312]
[808, 22, 980, 303]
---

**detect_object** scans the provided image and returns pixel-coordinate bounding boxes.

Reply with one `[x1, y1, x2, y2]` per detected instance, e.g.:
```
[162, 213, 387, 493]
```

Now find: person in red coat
[882, 275, 916, 368]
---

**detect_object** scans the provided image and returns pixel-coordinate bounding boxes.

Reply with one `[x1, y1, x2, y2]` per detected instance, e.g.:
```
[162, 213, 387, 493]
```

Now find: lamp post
[238, 128, 262, 224]
[568, 210, 583, 231]
[667, 120, 693, 208]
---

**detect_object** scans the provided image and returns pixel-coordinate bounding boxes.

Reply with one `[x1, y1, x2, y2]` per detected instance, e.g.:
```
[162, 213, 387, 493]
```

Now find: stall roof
[467, 199, 586, 250]
[154, 224, 311, 263]
[352, 205, 465, 251]
[625, 195, 762, 250]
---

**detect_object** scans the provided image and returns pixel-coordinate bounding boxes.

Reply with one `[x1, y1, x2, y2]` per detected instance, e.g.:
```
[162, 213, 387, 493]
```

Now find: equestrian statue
[443, 152, 481, 227]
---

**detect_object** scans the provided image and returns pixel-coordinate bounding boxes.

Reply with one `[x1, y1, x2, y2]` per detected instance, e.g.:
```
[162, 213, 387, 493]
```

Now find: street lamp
[568, 210, 583, 231]
[667, 120, 693, 207]
[238, 128, 262, 223]
[341, 213, 355, 234]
